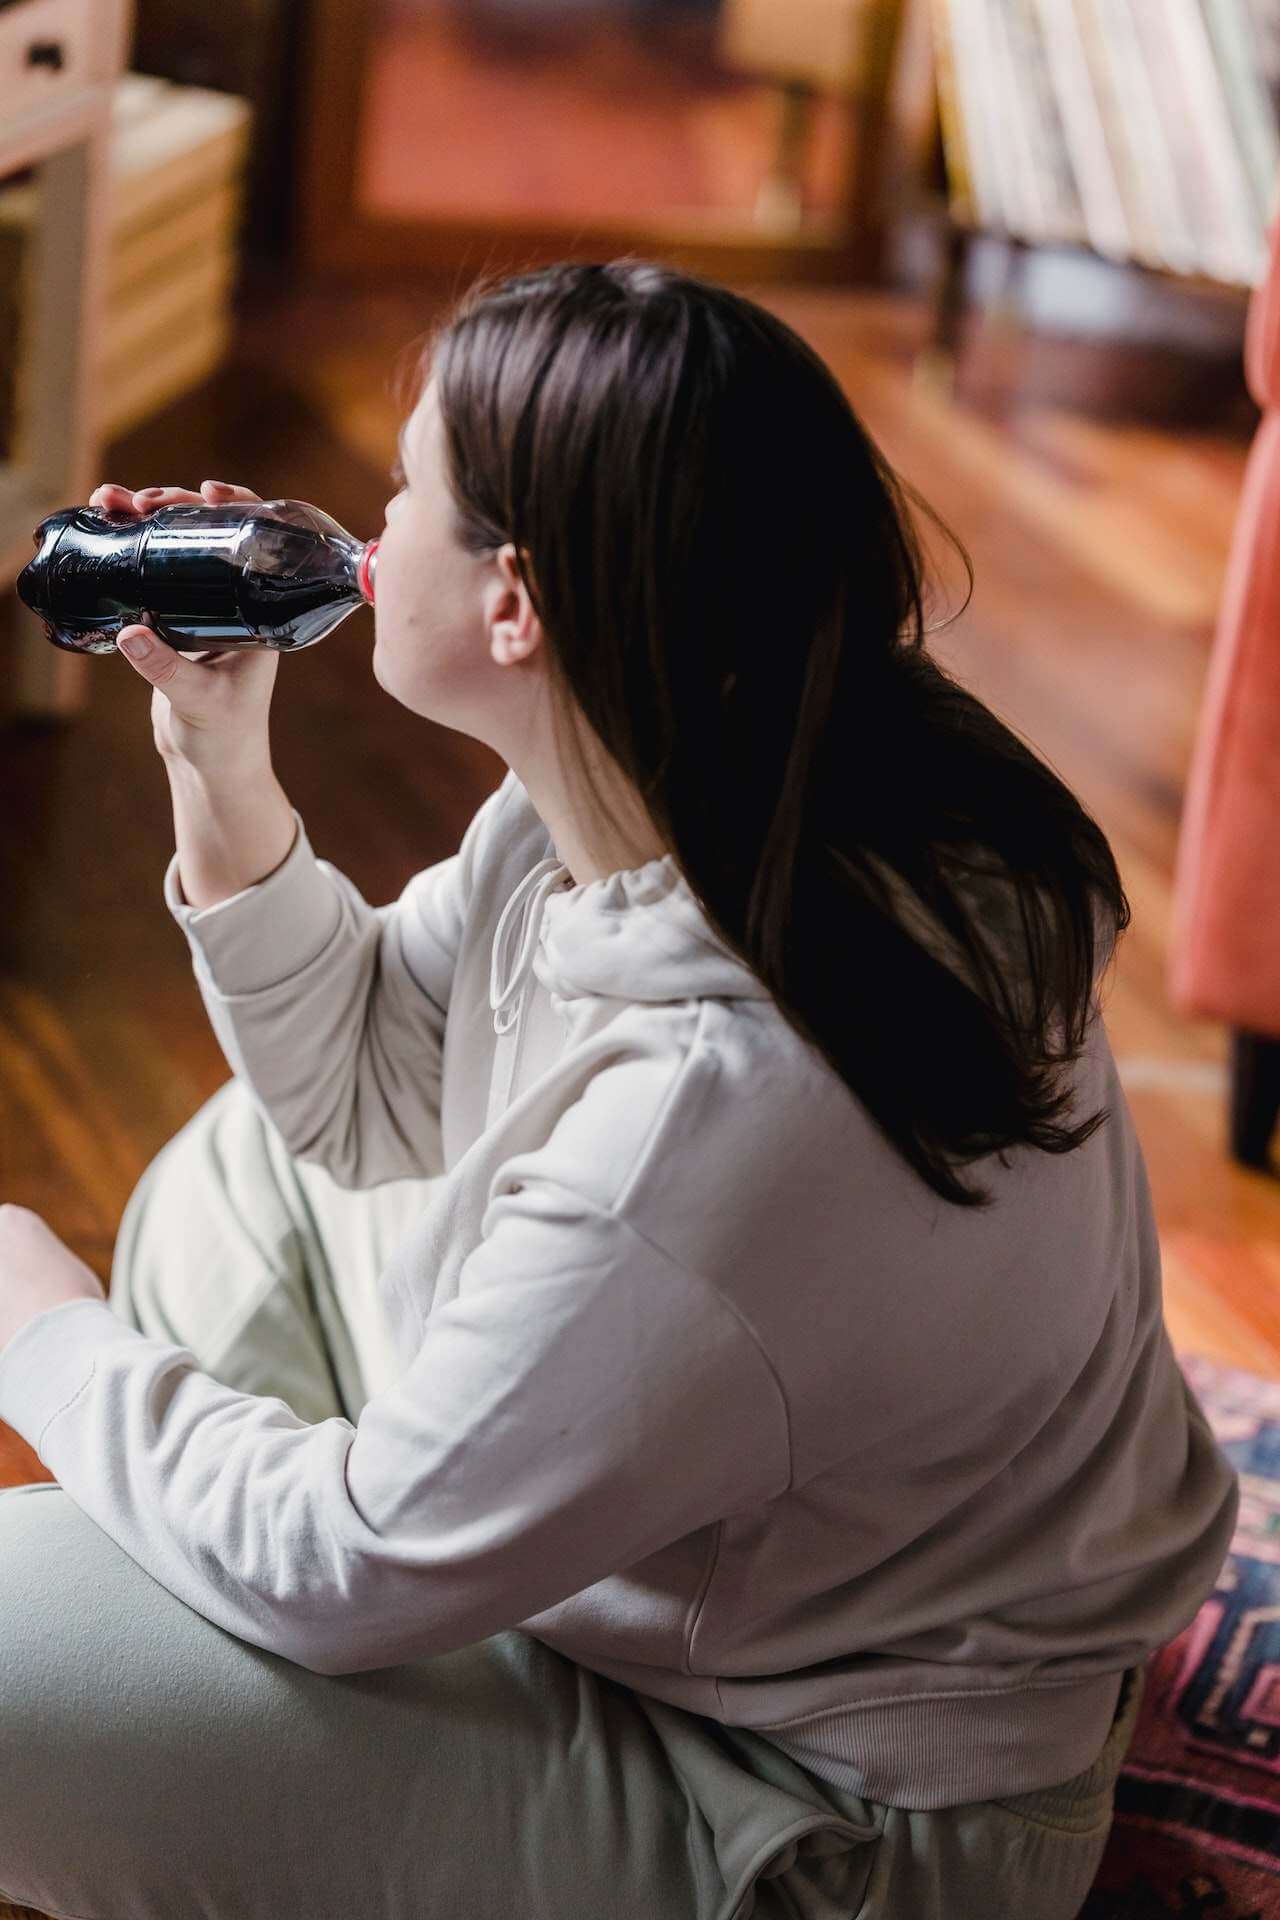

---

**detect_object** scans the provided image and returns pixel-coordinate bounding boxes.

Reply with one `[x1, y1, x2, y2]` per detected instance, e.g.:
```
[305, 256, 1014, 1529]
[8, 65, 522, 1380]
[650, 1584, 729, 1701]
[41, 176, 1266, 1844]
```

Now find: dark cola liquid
[16, 500, 378, 654]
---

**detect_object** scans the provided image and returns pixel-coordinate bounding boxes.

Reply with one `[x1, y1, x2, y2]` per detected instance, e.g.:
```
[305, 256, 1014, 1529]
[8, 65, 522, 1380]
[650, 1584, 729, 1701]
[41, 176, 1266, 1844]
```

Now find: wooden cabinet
[0, 0, 134, 723]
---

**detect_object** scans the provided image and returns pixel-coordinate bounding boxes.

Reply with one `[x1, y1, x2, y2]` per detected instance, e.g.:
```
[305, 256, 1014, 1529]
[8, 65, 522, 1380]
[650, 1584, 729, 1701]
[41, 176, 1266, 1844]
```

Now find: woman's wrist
[164, 755, 297, 909]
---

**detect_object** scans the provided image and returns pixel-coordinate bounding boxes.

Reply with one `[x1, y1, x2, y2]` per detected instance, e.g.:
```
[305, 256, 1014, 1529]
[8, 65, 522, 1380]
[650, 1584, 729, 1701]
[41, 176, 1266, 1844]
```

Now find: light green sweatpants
[0, 1075, 1144, 1920]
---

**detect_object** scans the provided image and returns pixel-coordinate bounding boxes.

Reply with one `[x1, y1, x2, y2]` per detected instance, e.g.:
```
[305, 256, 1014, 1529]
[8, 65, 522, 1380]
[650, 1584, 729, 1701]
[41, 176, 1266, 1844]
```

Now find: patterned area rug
[1081, 1352, 1280, 1919]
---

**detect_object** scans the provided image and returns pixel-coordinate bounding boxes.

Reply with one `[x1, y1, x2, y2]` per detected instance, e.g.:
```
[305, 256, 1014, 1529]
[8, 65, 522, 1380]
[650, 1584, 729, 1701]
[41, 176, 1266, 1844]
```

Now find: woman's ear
[487, 542, 543, 666]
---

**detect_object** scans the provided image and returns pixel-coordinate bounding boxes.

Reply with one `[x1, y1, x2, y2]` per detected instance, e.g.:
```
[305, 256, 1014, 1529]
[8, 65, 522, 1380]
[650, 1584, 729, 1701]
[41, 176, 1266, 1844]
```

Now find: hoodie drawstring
[489, 857, 571, 1038]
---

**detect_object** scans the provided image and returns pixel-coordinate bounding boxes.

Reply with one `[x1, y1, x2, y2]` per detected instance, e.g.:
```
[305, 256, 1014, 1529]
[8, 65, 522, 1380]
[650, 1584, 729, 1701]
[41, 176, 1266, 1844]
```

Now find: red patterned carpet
[1081, 1353, 1280, 1918]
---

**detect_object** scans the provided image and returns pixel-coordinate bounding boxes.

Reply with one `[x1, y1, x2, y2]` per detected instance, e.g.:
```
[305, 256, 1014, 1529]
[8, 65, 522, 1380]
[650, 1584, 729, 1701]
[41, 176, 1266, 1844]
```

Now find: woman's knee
[108, 1078, 298, 1351]
[0, 1484, 293, 1918]
[0, 1485, 167, 1729]
[0, 1487, 163, 1908]
[0, 1493, 692, 1920]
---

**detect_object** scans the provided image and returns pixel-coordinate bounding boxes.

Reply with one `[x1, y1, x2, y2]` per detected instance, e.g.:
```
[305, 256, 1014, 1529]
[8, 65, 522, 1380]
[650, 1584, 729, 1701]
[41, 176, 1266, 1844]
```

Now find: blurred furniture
[0, 60, 253, 724]
[1, 77, 252, 445]
[916, 0, 1277, 397]
[0, 0, 134, 725]
[296, 0, 927, 287]
[127, 0, 306, 270]
[717, 0, 936, 241]
[1167, 208, 1280, 1179]
[87, 75, 251, 443]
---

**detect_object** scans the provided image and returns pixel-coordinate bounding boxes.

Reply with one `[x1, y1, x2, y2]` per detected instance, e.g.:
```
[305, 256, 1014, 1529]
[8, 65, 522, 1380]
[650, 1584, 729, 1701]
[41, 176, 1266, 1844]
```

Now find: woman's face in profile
[373, 377, 485, 718]
[372, 376, 544, 750]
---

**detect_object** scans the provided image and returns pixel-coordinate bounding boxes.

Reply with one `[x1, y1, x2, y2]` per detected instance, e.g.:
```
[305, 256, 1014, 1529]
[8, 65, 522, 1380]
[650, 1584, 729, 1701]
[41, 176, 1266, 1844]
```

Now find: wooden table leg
[754, 80, 817, 232]
[913, 218, 972, 399]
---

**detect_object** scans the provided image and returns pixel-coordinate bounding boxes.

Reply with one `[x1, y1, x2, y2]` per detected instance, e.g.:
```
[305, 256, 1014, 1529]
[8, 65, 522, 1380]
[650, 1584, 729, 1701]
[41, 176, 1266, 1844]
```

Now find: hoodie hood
[489, 848, 772, 1036]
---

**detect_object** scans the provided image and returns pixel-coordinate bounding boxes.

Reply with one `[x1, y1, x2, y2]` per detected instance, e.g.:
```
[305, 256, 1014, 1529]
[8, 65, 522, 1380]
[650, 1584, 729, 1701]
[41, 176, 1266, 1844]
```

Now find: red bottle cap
[357, 539, 378, 605]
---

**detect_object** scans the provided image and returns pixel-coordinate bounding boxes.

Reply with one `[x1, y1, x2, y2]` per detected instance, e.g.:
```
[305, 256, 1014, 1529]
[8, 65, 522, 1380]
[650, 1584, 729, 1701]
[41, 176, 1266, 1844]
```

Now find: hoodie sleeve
[163, 771, 516, 1188]
[0, 1183, 790, 1677]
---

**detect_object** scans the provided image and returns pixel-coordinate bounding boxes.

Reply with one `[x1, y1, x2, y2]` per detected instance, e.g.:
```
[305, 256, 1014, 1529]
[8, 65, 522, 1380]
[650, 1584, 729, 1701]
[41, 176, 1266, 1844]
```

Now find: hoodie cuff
[163, 808, 344, 997]
[0, 1297, 167, 1460]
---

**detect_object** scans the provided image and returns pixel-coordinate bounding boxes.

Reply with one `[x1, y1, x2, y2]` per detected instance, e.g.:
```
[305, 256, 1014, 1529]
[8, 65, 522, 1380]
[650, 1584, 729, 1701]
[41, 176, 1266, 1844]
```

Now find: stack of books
[929, 0, 1280, 286]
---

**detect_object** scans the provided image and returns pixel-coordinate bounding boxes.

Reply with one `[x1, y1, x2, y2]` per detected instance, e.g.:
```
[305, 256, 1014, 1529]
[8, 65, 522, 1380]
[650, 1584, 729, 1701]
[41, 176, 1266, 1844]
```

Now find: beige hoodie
[0, 769, 1239, 1808]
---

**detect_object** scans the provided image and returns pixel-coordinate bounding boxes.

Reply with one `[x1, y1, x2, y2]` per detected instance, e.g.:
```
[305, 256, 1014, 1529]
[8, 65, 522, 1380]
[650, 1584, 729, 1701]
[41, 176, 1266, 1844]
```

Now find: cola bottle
[15, 500, 379, 654]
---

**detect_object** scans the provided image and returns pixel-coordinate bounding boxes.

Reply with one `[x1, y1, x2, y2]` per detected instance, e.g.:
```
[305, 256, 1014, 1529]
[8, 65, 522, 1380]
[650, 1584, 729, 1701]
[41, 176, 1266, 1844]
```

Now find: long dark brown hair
[395, 259, 1129, 1209]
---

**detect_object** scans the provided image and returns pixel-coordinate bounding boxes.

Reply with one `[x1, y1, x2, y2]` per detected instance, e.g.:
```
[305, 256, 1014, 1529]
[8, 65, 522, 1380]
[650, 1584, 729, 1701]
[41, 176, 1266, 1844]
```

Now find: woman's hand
[0, 1206, 106, 1358]
[89, 479, 282, 780]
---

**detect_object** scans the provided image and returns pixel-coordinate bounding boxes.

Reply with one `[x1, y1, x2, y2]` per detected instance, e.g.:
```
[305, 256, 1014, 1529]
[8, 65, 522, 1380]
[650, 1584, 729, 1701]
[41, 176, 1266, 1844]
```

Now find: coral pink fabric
[1167, 214, 1280, 1035]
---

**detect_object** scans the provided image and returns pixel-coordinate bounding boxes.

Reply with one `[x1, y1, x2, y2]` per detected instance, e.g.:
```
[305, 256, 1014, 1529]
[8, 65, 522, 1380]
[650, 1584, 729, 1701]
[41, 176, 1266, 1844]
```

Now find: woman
[0, 260, 1238, 1919]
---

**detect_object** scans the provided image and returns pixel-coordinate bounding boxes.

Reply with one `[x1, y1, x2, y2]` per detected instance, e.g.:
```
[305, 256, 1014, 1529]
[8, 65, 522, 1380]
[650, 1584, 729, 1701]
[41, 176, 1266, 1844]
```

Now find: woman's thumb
[116, 623, 175, 677]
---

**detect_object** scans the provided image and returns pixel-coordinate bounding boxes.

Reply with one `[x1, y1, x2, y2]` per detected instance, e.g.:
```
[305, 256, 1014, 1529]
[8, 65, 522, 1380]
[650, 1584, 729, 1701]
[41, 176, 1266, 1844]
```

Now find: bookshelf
[914, 0, 1280, 395]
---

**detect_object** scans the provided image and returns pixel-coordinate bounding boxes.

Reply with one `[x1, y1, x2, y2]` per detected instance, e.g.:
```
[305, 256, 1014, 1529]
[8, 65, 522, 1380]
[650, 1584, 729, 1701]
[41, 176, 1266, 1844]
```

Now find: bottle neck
[357, 539, 378, 604]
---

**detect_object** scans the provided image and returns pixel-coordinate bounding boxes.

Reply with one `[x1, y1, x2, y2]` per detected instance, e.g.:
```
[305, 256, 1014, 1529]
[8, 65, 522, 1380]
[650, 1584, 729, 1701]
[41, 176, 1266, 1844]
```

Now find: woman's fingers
[196, 482, 263, 502]
[89, 481, 264, 515]
[88, 484, 202, 514]
[131, 487, 205, 509]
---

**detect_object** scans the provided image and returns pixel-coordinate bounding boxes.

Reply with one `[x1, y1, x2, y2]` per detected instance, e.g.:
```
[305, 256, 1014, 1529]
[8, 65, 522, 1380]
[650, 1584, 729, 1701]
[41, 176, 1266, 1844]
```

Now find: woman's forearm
[164, 756, 298, 910]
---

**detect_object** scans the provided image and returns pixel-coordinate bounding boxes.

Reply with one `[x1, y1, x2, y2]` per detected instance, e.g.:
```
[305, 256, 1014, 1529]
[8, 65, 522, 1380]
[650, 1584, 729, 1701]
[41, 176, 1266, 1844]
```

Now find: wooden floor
[0, 254, 1276, 1501]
